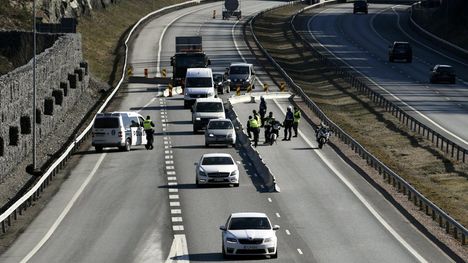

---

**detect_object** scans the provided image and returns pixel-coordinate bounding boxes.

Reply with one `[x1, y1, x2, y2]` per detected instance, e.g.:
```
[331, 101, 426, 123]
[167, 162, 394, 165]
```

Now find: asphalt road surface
[0, 1, 456, 262]
[301, 3, 468, 149]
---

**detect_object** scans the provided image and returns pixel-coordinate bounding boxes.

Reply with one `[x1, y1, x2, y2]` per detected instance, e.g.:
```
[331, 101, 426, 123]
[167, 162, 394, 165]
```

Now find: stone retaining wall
[0, 33, 89, 176]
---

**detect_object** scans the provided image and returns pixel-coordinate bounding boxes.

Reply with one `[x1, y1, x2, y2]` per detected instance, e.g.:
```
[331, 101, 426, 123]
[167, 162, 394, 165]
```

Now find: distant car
[220, 212, 279, 258]
[228, 63, 256, 91]
[195, 153, 239, 186]
[353, 0, 368, 14]
[430, 65, 456, 84]
[213, 72, 230, 94]
[191, 98, 226, 133]
[388, 41, 412, 63]
[205, 119, 236, 147]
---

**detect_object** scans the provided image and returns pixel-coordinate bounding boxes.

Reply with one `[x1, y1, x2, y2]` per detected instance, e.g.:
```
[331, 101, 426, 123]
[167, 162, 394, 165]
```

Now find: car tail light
[118, 131, 123, 138]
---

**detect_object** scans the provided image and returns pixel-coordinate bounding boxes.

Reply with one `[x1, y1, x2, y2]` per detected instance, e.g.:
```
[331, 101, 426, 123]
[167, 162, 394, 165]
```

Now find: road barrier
[249, 0, 467, 246]
[0, 0, 219, 235]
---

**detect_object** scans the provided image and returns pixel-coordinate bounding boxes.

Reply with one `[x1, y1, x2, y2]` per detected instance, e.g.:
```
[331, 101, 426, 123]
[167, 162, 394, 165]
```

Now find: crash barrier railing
[0, 0, 216, 235]
[249, 0, 467, 245]
[294, 3, 468, 164]
[409, 2, 468, 60]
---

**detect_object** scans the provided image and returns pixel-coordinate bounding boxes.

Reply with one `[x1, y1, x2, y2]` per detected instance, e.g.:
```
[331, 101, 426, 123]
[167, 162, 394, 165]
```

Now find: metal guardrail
[0, 0, 210, 235]
[249, 0, 467, 245]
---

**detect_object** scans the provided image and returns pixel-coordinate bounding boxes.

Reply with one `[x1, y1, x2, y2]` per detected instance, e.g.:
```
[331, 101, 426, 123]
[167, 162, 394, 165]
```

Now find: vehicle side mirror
[191, 106, 194, 112]
[207, 59, 211, 66]
[252, 72, 255, 75]
[219, 225, 226, 231]
[273, 225, 280, 231]
[170, 57, 174, 66]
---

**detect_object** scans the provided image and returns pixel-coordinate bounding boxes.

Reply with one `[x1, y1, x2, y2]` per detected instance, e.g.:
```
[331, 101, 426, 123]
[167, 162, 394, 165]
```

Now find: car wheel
[95, 146, 103, 153]
[193, 126, 198, 133]
[196, 178, 200, 187]
[120, 139, 131, 151]
[234, 183, 239, 187]
[222, 244, 229, 259]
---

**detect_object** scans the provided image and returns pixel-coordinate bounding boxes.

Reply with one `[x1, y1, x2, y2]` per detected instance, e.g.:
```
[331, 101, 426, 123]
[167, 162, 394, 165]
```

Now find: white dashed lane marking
[165, 160, 174, 164]
[166, 166, 175, 170]
[171, 209, 182, 214]
[275, 213, 281, 218]
[172, 217, 183, 222]
[168, 182, 177, 186]
[167, 171, 176, 175]
[170, 202, 180, 207]
[268, 198, 272, 203]
[168, 176, 177, 181]
[169, 188, 178, 193]
[285, 230, 291, 235]
[173, 225, 184, 231]
[165, 155, 173, 159]
[297, 249, 303, 255]
[169, 195, 179, 200]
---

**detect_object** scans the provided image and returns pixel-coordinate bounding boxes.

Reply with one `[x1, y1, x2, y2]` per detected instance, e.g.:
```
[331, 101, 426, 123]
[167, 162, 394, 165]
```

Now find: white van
[192, 98, 225, 133]
[184, 68, 215, 108]
[92, 112, 147, 152]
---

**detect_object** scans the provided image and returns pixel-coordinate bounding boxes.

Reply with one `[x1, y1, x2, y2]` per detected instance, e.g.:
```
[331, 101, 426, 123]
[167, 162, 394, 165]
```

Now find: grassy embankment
[77, 0, 185, 86]
[253, 4, 468, 227]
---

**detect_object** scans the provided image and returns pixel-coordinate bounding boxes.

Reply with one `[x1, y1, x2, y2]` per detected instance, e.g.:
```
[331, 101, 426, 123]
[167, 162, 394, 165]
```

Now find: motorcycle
[316, 128, 331, 149]
[268, 122, 281, 145]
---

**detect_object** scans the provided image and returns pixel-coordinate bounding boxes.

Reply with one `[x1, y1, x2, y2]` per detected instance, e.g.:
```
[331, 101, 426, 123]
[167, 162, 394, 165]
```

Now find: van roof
[96, 111, 141, 117]
[186, 68, 212, 78]
[195, 97, 223, 103]
[230, 62, 252, 67]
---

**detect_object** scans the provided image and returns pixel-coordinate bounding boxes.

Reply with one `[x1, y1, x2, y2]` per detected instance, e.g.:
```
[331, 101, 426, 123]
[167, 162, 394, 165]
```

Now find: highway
[300, 3, 468, 149]
[0, 1, 456, 262]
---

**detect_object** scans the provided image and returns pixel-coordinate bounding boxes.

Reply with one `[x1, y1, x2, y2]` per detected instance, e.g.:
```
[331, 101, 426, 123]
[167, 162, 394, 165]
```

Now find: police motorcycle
[268, 121, 282, 145]
[315, 125, 331, 149]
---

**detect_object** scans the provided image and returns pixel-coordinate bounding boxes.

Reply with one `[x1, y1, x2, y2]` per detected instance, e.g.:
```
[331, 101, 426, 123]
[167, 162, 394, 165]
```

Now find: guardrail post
[439, 215, 443, 227]
[462, 233, 466, 245]
[446, 222, 450, 233]
[453, 227, 457, 239]
[2, 221, 5, 233]
[14, 209, 17, 220]
[408, 190, 411, 200]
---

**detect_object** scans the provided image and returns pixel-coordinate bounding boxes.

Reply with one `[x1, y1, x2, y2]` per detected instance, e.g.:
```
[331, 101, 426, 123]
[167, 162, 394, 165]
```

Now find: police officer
[143, 115, 155, 150]
[293, 106, 301, 137]
[282, 106, 294, 141]
[248, 115, 260, 147]
[252, 109, 261, 124]
[263, 112, 274, 143]
[259, 96, 267, 127]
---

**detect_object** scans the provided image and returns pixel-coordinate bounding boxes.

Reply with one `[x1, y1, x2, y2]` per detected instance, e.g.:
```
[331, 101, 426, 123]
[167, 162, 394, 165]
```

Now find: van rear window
[196, 102, 223, 112]
[94, 117, 119, 128]
[186, 77, 212, 87]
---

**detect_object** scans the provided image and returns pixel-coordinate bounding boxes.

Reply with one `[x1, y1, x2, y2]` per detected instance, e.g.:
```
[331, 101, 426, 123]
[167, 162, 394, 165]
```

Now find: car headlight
[195, 117, 201, 121]
[208, 133, 214, 137]
[185, 91, 189, 96]
[230, 170, 238, 176]
[245, 79, 250, 82]
[227, 133, 233, 138]
[199, 170, 206, 177]
[264, 237, 274, 243]
[226, 237, 237, 243]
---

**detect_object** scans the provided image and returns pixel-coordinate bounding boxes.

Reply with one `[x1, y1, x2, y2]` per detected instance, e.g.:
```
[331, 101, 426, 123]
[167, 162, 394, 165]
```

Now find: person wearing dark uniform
[259, 96, 267, 127]
[282, 106, 294, 141]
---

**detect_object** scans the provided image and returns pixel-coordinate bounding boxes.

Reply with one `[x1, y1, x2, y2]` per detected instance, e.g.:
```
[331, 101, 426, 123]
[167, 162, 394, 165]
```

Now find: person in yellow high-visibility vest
[293, 106, 301, 137]
[143, 116, 155, 150]
[248, 116, 260, 148]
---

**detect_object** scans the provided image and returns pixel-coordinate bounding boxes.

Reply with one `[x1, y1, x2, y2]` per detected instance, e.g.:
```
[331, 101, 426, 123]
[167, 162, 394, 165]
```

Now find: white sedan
[220, 212, 279, 258]
[195, 153, 239, 187]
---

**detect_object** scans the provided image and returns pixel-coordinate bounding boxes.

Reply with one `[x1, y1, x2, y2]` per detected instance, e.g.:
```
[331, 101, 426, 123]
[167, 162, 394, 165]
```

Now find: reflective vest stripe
[249, 119, 259, 128]
[293, 111, 301, 123]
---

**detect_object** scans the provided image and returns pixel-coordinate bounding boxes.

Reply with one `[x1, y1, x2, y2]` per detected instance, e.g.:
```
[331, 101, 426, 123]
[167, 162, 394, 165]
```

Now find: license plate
[243, 245, 258, 249]
[213, 178, 224, 182]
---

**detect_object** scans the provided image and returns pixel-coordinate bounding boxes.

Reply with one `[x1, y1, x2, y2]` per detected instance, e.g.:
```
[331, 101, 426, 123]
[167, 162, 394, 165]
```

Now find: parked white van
[184, 68, 215, 108]
[92, 112, 147, 152]
[191, 98, 225, 133]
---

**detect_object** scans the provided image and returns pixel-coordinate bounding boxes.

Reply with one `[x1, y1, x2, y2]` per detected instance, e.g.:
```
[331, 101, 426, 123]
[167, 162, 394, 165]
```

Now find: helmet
[287, 105, 293, 110]
[260, 95, 264, 100]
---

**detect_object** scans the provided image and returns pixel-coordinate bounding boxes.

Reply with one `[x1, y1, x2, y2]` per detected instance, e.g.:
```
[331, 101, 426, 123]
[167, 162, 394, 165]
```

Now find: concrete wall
[0, 33, 89, 176]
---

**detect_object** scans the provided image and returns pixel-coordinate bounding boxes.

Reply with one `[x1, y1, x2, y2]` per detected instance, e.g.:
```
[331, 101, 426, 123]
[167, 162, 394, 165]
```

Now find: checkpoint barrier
[127, 65, 133, 76]
[161, 68, 167, 78]
[246, 84, 252, 93]
[236, 85, 241, 96]
[279, 82, 286, 92]
[249, 0, 468, 246]
[144, 68, 148, 78]
[263, 83, 269, 92]
[168, 83, 173, 97]
[213, 10, 216, 19]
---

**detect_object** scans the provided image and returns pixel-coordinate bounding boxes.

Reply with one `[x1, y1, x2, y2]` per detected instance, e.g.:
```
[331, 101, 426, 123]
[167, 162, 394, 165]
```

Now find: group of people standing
[246, 96, 301, 147]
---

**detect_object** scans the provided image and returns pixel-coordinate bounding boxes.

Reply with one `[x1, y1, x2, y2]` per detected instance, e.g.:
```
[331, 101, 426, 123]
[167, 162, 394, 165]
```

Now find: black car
[430, 65, 456, 84]
[353, 1, 368, 14]
[388, 41, 412, 63]
[213, 72, 229, 94]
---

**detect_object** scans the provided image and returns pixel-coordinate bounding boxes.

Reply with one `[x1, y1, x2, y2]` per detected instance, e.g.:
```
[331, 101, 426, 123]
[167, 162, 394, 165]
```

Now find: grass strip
[253, 4, 468, 227]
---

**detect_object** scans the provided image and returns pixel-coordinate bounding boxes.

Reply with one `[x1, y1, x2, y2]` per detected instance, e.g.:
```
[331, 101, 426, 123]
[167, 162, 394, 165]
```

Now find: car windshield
[394, 43, 409, 50]
[230, 66, 249, 75]
[213, 74, 223, 82]
[354, 1, 366, 7]
[208, 121, 233, 129]
[94, 117, 119, 128]
[196, 102, 223, 112]
[202, 156, 234, 165]
[186, 77, 212, 87]
[229, 217, 271, 230]
[437, 67, 454, 73]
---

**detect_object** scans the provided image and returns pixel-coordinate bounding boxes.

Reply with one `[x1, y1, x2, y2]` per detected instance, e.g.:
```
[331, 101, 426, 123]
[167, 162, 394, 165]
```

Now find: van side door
[138, 116, 147, 145]
[129, 115, 140, 145]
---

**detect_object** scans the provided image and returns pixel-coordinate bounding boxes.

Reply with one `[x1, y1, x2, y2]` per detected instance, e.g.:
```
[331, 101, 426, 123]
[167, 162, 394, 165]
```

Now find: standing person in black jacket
[259, 96, 267, 127]
[282, 106, 294, 141]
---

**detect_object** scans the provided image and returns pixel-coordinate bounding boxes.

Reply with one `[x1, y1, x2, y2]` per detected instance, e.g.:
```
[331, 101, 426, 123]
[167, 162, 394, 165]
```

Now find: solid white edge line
[272, 99, 428, 263]
[307, 7, 468, 147]
[20, 153, 107, 263]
